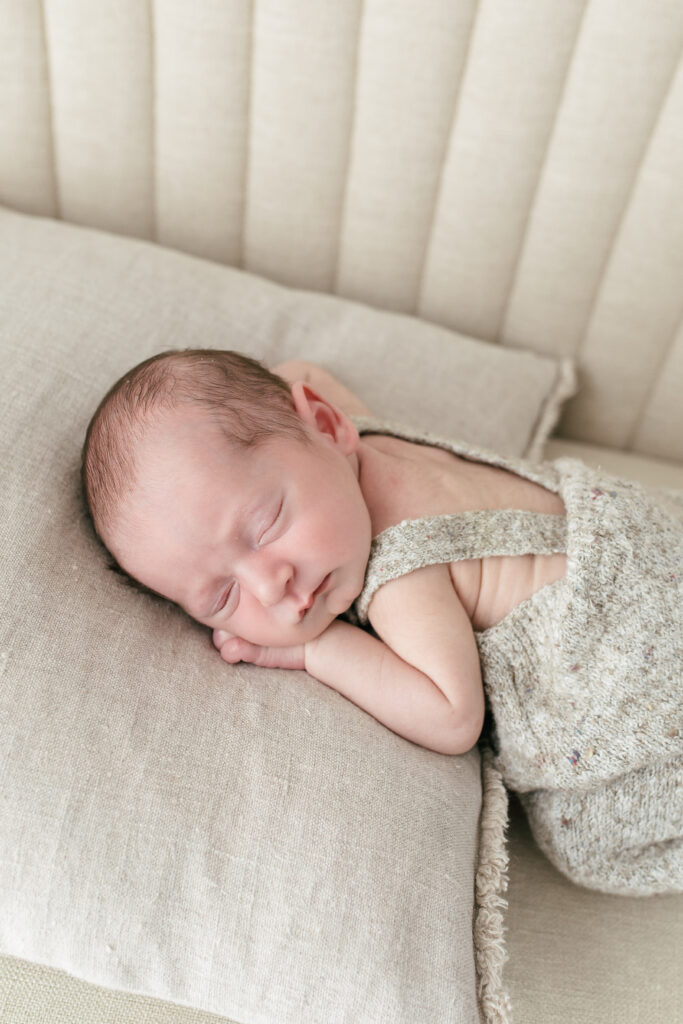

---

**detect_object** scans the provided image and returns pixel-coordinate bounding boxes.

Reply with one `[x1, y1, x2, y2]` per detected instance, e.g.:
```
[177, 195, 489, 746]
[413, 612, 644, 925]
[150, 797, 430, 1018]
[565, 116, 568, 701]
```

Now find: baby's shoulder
[358, 432, 481, 537]
[359, 431, 565, 537]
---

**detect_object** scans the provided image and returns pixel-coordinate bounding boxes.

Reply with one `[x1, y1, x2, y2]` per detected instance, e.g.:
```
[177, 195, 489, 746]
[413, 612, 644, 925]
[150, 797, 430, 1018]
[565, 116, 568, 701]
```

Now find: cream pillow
[0, 206, 574, 1024]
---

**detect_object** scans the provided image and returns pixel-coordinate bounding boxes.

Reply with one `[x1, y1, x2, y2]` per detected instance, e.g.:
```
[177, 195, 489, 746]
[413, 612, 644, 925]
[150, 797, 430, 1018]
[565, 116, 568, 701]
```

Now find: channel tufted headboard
[2, 0, 682, 458]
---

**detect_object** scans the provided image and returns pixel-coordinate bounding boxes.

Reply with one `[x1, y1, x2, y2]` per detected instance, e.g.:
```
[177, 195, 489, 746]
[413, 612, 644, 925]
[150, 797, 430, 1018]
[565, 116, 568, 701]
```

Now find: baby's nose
[251, 560, 293, 608]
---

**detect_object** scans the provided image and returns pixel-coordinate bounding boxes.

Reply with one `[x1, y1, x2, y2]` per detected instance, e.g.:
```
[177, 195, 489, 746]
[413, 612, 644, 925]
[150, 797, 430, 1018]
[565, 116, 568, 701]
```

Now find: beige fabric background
[1, 793, 681, 1024]
[1, 0, 682, 459]
[504, 796, 683, 1024]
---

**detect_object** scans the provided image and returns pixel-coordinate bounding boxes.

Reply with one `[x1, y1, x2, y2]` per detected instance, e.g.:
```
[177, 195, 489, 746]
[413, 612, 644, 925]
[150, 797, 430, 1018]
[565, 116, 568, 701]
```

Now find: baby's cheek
[223, 614, 284, 648]
[292, 609, 338, 645]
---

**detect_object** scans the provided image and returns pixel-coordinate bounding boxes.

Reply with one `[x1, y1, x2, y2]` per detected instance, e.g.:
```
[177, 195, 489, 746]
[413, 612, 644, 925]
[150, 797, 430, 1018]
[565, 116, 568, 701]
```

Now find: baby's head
[82, 349, 372, 647]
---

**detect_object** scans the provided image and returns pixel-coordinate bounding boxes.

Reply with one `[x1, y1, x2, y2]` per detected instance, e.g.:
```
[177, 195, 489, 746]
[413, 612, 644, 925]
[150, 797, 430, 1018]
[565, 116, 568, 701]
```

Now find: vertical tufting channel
[633, 317, 683, 461]
[499, 0, 683, 359]
[0, 0, 58, 216]
[243, 0, 362, 291]
[41, 0, 155, 239]
[416, 0, 588, 341]
[334, 0, 478, 313]
[561, 50, 683, 458]
[330, 0, 364, 299]
[154, 0, 252, 265]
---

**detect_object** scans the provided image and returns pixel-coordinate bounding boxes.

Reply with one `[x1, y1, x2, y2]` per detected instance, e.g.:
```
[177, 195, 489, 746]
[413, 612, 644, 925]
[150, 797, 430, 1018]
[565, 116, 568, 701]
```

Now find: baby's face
[109, 404, 372, 647]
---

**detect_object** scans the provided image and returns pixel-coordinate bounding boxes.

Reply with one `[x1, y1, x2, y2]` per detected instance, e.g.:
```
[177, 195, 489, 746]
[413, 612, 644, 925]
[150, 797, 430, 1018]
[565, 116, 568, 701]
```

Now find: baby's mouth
[314, 572, 332, 597]
[298, 573, 332, 620]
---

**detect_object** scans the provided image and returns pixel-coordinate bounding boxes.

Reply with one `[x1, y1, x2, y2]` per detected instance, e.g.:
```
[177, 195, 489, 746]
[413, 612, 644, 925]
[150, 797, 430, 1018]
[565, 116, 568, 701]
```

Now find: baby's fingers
[212, 630, 305, 671]
[214, 631, 261, 665]
[212, 627, 235, 652]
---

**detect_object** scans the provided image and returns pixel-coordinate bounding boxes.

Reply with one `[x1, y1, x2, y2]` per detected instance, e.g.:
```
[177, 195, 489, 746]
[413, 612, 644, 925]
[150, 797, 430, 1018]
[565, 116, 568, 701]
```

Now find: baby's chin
[246, 606, 340, 648]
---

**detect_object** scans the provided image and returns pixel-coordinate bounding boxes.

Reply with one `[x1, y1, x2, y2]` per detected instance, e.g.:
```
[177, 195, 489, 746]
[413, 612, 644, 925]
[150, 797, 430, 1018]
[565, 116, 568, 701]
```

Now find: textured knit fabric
[350, 417, 683, 896]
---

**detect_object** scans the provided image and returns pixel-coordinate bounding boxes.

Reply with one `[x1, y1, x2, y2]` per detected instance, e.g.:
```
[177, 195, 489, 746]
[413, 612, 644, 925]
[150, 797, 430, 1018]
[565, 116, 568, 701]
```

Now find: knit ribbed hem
[474, 745, 513, 1024]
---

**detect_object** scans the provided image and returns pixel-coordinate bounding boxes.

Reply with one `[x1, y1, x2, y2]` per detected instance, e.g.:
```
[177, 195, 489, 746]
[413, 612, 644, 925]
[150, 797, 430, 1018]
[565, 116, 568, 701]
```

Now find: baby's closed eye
[258, 498, 284, 545]
[213, 582, 238, 615]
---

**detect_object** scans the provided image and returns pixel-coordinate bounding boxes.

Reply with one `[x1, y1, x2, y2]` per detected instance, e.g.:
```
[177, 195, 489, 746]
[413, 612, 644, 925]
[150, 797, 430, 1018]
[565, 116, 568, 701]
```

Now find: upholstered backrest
[1, 0, 682, 459]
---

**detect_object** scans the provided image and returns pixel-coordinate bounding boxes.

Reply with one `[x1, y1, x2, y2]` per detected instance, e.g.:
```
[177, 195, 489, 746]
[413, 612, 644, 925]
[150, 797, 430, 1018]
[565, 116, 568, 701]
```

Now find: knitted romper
[349, 417, 683, 896]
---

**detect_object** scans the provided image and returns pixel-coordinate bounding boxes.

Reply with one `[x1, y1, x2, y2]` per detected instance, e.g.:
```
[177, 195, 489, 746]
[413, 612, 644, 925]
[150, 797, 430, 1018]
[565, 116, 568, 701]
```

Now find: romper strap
[353, 510, 567, 624]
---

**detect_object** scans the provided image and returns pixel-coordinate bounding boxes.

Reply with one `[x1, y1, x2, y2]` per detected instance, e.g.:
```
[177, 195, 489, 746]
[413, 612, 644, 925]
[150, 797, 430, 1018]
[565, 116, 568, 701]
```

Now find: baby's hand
[212, 629, 305, 671]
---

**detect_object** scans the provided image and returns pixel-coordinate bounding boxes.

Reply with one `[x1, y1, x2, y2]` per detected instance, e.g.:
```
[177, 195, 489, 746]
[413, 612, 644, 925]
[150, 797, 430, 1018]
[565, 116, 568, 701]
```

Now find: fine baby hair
[81, 348, 309, 549]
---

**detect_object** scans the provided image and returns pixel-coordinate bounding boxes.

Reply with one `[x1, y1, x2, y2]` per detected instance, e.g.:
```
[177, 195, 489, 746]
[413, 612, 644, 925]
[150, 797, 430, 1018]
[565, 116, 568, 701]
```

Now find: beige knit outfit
[349, 417, 683, 896]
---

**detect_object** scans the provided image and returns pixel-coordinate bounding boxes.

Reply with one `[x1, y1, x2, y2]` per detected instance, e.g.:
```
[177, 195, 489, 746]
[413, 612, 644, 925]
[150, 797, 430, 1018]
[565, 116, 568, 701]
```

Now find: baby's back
[359, 433, 567, 631]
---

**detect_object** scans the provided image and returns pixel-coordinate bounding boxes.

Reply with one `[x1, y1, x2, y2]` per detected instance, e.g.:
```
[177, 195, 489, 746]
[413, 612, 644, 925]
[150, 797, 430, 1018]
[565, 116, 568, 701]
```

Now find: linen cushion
[0, 206, 574, 1023]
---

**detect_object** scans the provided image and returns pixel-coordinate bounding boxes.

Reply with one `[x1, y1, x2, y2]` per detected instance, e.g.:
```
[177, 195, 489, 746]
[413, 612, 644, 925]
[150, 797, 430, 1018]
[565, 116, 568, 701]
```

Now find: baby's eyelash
[259, 498, 283, 543]
[215, 582, 236, 614]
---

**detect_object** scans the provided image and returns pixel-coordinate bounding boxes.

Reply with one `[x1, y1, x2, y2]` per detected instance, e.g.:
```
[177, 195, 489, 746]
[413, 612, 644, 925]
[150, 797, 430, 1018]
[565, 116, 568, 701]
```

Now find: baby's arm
[214, 564, 484, 756]
[272, 361, 373, 417]
[305, 618, 481, 755]
[306, 564, 484, 754]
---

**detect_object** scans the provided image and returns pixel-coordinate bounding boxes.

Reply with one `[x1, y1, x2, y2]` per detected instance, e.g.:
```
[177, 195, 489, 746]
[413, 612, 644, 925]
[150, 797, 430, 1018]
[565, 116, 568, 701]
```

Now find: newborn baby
[82, 347, 498, 755]
[83, 347, 682, 895]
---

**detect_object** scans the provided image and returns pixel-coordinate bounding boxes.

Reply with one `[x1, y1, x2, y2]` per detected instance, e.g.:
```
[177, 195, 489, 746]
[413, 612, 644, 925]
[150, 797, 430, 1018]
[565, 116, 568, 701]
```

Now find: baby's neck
[355, 439, 397, 536]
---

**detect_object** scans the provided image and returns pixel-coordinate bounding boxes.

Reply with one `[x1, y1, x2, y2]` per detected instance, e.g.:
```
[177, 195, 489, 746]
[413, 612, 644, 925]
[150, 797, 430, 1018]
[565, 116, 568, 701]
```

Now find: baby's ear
[290, 381, 359, 455]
